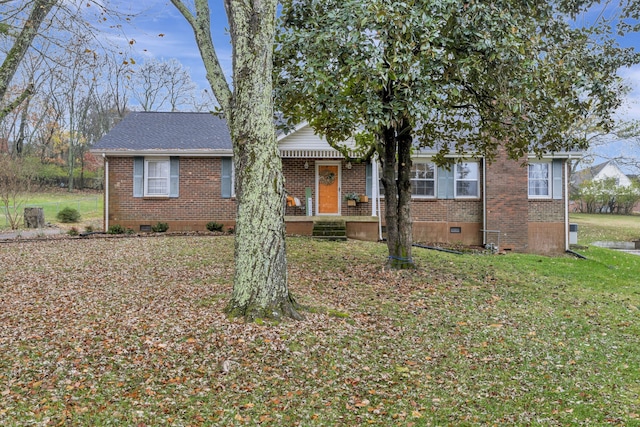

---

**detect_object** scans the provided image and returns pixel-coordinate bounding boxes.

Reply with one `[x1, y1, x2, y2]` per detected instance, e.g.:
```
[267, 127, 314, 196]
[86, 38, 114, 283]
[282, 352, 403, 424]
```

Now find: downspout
[482, 157, 487, 246]
[374, 157, 383, 241]
[103, 153, 109, 231]
[564, 157, 569, 251]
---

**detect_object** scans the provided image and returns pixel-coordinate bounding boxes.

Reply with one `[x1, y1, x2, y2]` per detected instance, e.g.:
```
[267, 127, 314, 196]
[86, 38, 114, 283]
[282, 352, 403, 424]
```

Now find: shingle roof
[93, 112, 232, 152]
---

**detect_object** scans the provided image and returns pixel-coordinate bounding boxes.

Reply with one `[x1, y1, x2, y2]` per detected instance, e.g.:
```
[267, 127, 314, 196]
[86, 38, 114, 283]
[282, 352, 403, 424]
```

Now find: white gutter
[565, 157, 570, 251]
[103, 154, 109, 231]
[373, 157, 383, 241]
[482, 157, 487, 246]
[90, 149, 234, 157]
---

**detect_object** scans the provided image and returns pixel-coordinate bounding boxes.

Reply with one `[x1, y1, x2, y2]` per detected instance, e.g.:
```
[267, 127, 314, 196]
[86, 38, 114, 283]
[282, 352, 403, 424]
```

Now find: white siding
[596, 163, 632, 187]
[278, 125, 356, 153]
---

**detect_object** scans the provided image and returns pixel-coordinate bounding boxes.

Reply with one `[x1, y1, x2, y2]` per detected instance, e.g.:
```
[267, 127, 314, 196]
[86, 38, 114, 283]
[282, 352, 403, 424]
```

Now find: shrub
[84, 225, 94, 233]
[56, 207, 81, 223]
[107, 224, 125, 234]
[152, 222, 169, 233]
[126, 228, 135, 235]
[68, 227, 79, 236]
[206, 221, 224, 232]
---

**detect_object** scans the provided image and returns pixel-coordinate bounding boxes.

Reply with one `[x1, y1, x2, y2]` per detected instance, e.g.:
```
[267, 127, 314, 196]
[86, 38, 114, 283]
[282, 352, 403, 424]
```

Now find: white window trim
[528, 160, 552, 199]
[144, 157, 170, 197]
[231, 161, 236, 198]
[454, 161, 480, 199]
[411, 160, 437, 199]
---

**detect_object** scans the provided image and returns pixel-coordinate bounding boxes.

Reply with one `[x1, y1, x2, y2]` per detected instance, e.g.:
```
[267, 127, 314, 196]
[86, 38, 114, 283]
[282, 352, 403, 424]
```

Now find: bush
[152, 222, 169, 233]
[84, 225, 94, 233]
[56, 207, 81, 223]
[206, 221, 224, 232]
[68, 227, 79, 236]
[107, 224, 125, 234]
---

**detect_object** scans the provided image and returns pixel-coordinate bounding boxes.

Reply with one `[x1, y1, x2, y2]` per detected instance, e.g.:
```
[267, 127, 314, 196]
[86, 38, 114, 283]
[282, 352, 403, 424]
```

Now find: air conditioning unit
[569, 223, 578, 245]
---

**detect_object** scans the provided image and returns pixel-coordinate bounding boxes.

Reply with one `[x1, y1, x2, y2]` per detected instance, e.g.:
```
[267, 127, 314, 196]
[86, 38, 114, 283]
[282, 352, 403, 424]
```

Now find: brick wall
[484, 148, 530, 251]
[105, 154, 568, 253]
[107, 156, 236, 232]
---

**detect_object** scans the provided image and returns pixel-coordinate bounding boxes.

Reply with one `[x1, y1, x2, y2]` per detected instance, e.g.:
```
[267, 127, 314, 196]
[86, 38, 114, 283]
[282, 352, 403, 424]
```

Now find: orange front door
[317, 165, 339, 214]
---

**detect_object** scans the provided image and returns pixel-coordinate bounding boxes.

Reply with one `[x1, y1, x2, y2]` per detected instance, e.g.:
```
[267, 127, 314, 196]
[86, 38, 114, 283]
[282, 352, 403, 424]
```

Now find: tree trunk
[223, 0, 301, 321]
[379, 119, 415, 269]
[0, 0, 56, 120]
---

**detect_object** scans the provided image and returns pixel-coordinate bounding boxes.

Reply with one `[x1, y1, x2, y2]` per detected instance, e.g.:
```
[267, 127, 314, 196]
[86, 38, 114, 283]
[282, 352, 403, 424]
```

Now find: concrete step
[312, 220, 347, 241]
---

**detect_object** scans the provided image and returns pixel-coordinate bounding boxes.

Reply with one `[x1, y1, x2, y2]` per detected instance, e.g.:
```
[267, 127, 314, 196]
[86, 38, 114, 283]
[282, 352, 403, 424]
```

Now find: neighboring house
[92, 111, 580, 254]
[572, 160, 633, 189]
[571, 160, 639, 214]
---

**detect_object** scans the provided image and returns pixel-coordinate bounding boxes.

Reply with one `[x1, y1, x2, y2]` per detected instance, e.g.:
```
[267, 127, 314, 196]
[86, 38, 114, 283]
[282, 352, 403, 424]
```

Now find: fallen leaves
[0, 236, 638, 425]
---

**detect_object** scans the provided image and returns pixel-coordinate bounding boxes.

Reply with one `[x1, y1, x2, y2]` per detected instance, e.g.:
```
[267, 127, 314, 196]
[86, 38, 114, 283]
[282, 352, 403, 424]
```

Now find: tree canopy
[276, 0, 638, 160]
[275, 0, 639, 268]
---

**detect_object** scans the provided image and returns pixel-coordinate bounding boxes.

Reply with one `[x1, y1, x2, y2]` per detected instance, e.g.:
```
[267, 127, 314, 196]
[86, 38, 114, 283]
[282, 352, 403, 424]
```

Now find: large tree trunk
[224, 0, 301, 321]
[379, 119, 415, 269]
[172, 0, 300, 320]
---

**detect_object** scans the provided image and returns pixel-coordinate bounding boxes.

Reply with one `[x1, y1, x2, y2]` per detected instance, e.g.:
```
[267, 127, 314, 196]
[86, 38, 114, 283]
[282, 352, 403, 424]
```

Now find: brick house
[92, 111, 579, 254]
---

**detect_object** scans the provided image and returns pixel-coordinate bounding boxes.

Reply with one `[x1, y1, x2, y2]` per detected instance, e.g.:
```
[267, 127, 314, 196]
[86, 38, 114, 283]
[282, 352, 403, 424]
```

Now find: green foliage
[206, 221, 224, 232]
[576, 178, 640, 214]
[107, 224, 124, 235]
[275, 0, 637, 160]
[67, 227, 79, 236]
[84, 225, 94, 233]
[56, 207, 81, 223]
[344, 192, 359, 201]
[151, 222, 169, 233]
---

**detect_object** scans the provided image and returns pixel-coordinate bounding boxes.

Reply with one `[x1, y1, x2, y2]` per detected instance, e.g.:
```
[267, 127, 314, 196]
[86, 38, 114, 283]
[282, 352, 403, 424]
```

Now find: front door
[317, 163, 340, 215]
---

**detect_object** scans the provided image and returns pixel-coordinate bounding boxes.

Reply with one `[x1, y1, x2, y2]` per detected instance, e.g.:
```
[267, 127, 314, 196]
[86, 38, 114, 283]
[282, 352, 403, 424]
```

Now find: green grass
[0, 236, 638, 426]
[571, 212, 640, 243]
[1, 190, 103, 231]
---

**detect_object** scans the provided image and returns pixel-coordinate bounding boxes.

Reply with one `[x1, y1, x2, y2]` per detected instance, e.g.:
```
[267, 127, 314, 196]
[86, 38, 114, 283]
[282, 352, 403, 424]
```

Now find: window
[411, 161, 436, 197]
[454, 162, 479, 198]
[133, 157, 179, 198]
[528, 162, 550, 198]
[145, 158, 170, 196]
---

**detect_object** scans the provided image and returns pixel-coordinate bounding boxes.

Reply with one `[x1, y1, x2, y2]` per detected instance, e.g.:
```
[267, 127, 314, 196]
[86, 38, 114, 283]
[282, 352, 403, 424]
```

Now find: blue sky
[117, 2, 639, 114]
[111, 1, 639, 167]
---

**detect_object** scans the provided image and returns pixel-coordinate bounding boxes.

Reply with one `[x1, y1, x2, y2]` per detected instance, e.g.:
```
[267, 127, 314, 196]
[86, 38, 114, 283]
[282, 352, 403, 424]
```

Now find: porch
[285, 215, 380, 241]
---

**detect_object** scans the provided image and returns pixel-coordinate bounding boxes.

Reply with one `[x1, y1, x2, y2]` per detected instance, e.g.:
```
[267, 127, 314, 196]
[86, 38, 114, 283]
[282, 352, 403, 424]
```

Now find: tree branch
[170, 0, 232, 112]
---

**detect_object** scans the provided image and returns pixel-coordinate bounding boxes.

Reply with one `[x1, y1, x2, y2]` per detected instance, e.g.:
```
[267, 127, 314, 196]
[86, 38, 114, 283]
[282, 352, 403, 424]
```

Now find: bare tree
[0, 154, 33, 229]
[132, 58, 198, 112]
[0, 0, 57, 121]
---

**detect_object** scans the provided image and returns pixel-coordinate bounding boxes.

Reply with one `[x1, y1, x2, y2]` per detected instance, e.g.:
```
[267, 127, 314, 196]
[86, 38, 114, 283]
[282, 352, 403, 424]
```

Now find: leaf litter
[0, 235, 639, 426]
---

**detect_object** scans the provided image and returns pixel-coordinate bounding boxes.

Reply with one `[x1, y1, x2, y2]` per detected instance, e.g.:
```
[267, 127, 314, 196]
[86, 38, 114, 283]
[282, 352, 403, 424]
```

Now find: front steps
[312, 219, 347, 241]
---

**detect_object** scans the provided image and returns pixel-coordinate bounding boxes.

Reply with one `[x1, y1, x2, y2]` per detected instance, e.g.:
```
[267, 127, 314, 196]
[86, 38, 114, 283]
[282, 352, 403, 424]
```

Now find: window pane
[454, 162, 479, 197]
[456, 162, 478, 180]
[411, 162, 435, 197]
[146, 160, 169, 195]
[528, 163, 550, 197]
[456, 181, 478, 197]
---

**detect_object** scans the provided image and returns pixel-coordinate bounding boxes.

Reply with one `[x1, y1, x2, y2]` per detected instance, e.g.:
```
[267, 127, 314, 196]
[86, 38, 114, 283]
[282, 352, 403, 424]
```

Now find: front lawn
[1, 190, 103, 231]
[570, 212, 640, 243]
[0, 236, 638, 425]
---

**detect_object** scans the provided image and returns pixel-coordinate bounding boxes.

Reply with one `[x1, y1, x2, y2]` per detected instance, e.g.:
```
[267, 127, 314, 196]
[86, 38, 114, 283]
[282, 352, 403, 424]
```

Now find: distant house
[92, 111, 581, 254]
[572, 160, 633, 189]
[571, 160, 639, 214]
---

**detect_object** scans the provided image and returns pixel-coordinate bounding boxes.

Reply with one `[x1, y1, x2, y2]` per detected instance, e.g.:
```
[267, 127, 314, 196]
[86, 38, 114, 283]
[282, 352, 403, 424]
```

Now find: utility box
[569, 223, 578, 245]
